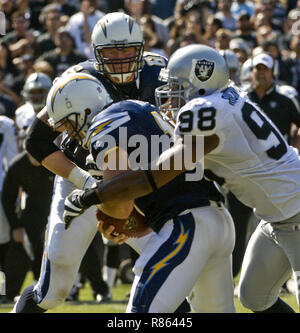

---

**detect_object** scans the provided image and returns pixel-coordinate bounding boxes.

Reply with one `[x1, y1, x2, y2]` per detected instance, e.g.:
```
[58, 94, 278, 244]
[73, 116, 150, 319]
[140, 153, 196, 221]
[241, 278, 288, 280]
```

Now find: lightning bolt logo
[145, 222, 189, 286]
[86, 119, 114, 146]
[129, 17, 134, 34]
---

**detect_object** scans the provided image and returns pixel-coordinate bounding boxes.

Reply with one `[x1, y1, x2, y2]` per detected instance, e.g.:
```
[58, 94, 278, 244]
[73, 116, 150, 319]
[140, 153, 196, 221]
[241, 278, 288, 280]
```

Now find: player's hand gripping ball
[96, 208, 152, 238]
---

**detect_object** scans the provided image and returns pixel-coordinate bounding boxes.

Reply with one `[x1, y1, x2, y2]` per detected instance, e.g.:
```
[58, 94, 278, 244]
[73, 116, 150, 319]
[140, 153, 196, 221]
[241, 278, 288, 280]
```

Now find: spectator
[0, 0, 16, 33]
[139, 14, 169, 52]
[215, 0, 237, 31]
[35, 4, 63, 57]
[0, 115, 18, 285]
[256, 25, 277, 46]
[219, 48, 241, 84]
[66, 0, 105, 59]
[32, 60, 56, 81]
[185, 12, 210, 45]
[231, 0, 254, 19]
[37, 27, 87, 77]
[25, 0, 49, 31]
[0, 42, 22, 106]
[257, 0, 286, 33]
[214, 28, 233, 50]
[252, 11, 272, 31]
[1, 11, 38, 59]
[247, 53, 300, 144]
[233, 11, 256, 50]
[229, 37, 250, 63]
[48, 0, 78, 17]
[204, 15, 223, 47]
[284, 34, 300, 93]
[133, 1, 170, 48]
[261, 39, 290, 84]
[142, 27, 167, 58]
[166, 17, 186, 56]
[179, 31, 198, 48]
[1, 150, 54, 303]
[279, 8, 300, 59]
[0, 71, 17, 119]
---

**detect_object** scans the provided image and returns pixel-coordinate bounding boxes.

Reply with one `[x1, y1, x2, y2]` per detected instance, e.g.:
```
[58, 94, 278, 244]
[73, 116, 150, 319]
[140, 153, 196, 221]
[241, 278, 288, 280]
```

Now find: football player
[0, 116, 18, 274]
[64, 44, 300, 313]
[47, 72, 236, 313]
[15, 72, 52, 150]
[11, 12, 168, 313]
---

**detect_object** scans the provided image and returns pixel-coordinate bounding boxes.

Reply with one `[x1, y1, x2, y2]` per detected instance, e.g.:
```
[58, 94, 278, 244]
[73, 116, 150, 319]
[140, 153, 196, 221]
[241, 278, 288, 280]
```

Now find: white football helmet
[91, 12, 144, 84]
[22, 72, 52, 111]
[47, 72, 113, 150]
[155, 44, 230, 116]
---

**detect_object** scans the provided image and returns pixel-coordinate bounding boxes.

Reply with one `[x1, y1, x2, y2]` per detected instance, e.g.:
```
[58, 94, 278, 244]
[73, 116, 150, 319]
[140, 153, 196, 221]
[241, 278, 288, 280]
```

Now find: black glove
[63, 188, 101, 229]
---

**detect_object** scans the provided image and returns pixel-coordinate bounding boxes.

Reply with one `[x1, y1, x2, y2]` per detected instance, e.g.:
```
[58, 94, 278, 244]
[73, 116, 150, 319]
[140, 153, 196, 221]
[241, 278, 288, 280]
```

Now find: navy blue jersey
[62, 52, 167, 167]
[87, 100, 224, 232]
[68, 52, 167, 105]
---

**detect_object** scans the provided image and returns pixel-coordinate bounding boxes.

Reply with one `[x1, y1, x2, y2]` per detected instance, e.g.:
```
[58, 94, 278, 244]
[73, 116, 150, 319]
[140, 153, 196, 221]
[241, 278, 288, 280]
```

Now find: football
[96, 208, 153, 238]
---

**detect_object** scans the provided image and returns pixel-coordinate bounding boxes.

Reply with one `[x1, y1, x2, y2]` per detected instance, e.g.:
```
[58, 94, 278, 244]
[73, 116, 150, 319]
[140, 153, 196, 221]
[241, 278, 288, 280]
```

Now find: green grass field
[0, 272, 298, 313]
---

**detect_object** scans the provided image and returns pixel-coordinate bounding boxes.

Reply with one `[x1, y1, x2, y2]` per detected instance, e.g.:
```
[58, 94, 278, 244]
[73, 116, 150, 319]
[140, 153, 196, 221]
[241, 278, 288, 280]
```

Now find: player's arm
[63, 134, 219, 228]
[97, 147, 134, 244]
[98, 147, 134, 218]
[25, 106, 96, 189]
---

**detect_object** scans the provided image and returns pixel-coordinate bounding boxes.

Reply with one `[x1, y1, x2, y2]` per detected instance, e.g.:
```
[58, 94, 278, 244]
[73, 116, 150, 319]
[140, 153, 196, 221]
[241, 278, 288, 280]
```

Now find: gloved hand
[63, 189, 87, 229]
[63, 187, 100, 229]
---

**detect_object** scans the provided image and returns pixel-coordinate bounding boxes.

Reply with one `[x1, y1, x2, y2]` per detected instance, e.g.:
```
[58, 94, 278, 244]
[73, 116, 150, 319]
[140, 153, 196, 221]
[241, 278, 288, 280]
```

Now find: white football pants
[33, 176, 98, 309]
[126, 204, 236, 313]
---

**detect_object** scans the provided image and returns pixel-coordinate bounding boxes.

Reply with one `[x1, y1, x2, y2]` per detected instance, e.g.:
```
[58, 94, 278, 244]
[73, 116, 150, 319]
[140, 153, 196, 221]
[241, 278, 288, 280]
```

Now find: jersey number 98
[178, 107, 216, 132]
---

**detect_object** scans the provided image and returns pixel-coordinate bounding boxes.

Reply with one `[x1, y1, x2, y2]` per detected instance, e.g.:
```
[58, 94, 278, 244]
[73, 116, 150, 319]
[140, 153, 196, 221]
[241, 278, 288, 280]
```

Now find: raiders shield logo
[194, 59, 214, 82]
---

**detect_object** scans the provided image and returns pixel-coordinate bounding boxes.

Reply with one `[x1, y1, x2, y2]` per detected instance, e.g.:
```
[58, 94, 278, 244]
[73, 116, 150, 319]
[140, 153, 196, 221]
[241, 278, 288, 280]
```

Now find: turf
[0, 272, 298, 313]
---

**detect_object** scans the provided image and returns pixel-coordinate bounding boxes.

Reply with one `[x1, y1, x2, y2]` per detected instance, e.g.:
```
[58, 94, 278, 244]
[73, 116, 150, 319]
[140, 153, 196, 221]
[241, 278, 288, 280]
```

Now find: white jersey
[0, 115, 18, 191]
[175, 84, 300, 222]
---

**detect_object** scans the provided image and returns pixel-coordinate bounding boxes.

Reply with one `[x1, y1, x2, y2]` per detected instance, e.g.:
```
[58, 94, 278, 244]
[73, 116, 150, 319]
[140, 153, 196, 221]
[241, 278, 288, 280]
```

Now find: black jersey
[248, 84, 300, 142]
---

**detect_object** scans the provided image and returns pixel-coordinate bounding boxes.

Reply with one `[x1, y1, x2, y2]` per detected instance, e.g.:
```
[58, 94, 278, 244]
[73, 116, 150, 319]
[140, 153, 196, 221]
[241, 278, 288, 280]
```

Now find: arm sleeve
[25, 117, 61, 163]
[1, 156, 22, 229]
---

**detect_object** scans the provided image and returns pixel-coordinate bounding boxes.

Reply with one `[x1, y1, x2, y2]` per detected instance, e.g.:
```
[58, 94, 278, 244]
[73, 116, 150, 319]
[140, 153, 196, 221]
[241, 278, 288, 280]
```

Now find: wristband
[80, 188, 101, 208]
[68, 166, 90, 189]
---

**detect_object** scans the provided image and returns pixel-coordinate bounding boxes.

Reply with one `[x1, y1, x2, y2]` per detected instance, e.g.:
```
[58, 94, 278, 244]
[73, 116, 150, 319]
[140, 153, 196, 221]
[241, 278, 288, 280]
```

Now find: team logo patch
[194, 59, 214, 82]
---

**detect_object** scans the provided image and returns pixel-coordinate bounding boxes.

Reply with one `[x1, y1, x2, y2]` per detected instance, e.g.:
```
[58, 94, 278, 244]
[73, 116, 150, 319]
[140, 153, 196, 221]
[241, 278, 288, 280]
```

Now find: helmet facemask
[155, 68, 191, 119]
[24, 88, 48, 112]
[94, 42, 144, 85]
[50, 109, 90, 157]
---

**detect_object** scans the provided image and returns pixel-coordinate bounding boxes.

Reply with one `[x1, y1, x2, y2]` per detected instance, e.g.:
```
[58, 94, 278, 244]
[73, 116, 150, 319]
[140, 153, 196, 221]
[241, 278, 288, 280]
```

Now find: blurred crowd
[0, 0, 299, 122]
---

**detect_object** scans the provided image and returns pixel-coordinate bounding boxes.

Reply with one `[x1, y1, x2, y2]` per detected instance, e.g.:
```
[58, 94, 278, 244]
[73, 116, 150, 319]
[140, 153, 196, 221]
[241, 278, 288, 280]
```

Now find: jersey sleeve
[175, 98, 222, 138]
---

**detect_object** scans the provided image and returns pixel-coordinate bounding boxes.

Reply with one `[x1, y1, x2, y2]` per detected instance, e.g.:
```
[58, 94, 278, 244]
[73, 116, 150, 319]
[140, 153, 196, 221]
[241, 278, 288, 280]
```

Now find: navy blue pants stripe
[131, 212, 195, 312]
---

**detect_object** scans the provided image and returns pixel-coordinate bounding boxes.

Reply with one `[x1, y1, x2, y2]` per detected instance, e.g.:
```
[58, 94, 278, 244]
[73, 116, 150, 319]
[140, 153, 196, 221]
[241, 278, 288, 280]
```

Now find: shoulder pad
[143, 52, 168, 67]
